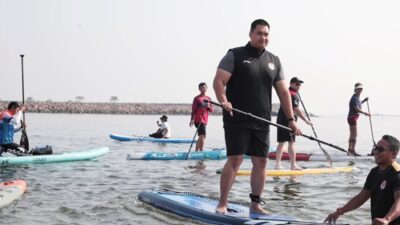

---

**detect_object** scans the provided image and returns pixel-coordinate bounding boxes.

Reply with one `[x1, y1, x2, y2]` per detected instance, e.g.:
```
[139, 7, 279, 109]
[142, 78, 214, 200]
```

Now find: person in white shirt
[149, 115, 171, 138]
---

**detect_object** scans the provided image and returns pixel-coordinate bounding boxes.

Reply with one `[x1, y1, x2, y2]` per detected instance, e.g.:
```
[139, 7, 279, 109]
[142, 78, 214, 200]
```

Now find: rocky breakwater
[0, 101, 280, 115]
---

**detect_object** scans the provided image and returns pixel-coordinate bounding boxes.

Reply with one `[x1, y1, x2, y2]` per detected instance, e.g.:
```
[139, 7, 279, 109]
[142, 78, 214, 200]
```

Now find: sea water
[1, 113, 399, 224]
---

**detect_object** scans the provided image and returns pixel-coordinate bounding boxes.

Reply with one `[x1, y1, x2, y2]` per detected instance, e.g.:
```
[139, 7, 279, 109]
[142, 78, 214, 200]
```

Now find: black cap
[7, 101, 21, 110]
[290, 77, 304, 84]
[160, 115, 168, 120]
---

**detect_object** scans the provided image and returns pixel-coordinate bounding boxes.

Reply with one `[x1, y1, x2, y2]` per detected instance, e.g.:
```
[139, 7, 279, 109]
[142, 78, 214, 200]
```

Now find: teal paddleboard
[0, 147, 109, 165]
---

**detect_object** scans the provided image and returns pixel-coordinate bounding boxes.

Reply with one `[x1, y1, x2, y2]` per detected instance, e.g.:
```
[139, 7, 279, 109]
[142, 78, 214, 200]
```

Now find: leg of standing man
[348, 124, 358, 155]
[250, 156, 268, 214]
[288, 141, 302, 170]
[275, 142, 286, 170]
[195, 134, 205, 151]
[216, 155, 244, 213]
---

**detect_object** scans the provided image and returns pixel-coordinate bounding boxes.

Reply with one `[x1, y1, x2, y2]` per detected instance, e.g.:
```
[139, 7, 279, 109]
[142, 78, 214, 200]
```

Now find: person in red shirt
[190, 82, 214, 151]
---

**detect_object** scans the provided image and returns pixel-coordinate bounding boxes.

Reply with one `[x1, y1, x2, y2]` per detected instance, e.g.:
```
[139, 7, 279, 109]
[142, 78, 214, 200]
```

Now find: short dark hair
[250, 19, 270, 32]
[382, 135, 400, 152]
[8, 101, 20, 110]
[198, 82, 207, 88]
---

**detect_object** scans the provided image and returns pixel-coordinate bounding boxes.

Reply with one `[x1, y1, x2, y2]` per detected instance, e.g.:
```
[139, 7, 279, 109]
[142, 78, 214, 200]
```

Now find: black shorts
[276, 117, 295, 142]
[195, 123, 206, 136]
[224, 127, 270, 157]
[0, 143, 21, 151]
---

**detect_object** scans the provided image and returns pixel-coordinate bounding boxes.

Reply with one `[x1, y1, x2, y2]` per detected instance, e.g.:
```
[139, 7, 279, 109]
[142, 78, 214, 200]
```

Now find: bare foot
[249, 204, 271, 218]
[275, 165, 284, 170]
[215, 205, 227, 214]
[291, 165, 303, 170]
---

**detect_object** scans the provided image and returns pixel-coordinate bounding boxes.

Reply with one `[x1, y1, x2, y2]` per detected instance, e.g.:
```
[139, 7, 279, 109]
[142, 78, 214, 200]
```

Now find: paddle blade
[20, 129, 29, 151]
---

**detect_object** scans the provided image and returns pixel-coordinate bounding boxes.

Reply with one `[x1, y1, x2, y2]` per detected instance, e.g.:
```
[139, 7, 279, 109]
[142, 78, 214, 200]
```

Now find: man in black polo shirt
[325, 135, 400, 225]
[275, 77, 312, 170]
[213, 19, 301, 217]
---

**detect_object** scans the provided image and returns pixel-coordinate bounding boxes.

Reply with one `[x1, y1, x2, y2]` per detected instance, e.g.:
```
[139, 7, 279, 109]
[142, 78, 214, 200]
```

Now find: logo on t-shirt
[243, 57, 256, 64]
[268, 62, 275, 71]
[380, 180, 387, 190]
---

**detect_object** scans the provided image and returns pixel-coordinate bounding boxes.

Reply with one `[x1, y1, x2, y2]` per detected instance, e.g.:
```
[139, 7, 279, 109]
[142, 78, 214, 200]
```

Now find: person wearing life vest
[190, 82, 214, 151]
[0, 101, 27, 156]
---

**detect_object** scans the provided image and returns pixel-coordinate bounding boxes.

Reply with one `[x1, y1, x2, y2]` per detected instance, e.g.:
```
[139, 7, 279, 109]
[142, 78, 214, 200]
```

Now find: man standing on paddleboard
[275, 77, 313, 170]
[325, 135, 400, 225]
[347, 82, 371, 156]
[190, 82, 214, 151]
[213, 19, 301, 216]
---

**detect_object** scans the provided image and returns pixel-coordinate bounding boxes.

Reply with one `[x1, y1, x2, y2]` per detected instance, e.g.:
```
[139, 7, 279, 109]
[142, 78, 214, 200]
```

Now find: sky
[1, 0, 400, 116]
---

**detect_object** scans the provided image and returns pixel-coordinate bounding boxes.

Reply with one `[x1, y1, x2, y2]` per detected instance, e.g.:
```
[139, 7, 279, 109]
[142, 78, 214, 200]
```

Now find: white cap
[354, 82, 363, 91]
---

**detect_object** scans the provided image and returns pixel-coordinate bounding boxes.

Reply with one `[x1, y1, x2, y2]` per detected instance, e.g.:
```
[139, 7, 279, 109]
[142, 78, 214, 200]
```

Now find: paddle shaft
[20, 55, 25, 122]
[185, 123, 200, 160]
[366, 100, 376, 146]
[297, 93, 332, 167]
[208, 100, 348, 153]
[19, 54, 30, 151]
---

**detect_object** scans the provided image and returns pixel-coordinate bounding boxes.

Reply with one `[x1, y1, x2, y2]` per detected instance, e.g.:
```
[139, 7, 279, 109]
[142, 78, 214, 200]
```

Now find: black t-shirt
[364, 162, 400, 224]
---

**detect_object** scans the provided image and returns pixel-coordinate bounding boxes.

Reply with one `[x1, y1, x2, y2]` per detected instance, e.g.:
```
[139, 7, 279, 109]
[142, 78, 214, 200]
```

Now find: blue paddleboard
[138, 191, 348, 225]
[127, 149, 226, 160]
[109, 133, 195, 144]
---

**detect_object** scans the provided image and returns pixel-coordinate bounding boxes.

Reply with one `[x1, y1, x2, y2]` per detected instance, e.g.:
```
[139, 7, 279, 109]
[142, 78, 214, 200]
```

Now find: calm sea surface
[1, 113, 400, 225]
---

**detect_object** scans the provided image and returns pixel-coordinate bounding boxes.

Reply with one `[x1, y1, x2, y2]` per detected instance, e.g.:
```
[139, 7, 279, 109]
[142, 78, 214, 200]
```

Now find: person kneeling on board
[0, 102, 28, 156]
[0, 102, 53, 157]
[325, 135, 400, 225]
[149, 115, 171, 139]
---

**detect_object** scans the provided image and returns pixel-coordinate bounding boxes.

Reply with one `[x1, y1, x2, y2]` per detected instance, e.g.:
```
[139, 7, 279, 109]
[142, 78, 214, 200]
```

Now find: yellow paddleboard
[235, 166, 355, 176]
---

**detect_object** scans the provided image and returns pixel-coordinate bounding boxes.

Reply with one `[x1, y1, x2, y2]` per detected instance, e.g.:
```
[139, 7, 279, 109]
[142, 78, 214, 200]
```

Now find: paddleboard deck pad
[0, 180, 27, 208]
[138, 190, 348, 225]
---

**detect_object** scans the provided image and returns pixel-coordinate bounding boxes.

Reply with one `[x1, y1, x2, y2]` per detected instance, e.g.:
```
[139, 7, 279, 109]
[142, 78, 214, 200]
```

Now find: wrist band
[288, 118, 294, 122]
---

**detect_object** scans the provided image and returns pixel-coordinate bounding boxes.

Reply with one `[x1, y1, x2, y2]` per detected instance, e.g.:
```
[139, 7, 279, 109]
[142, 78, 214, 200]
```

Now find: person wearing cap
[149, 115, 171, 138]
[213, 19, 301, 216]
[0, 101, 27, 156]
[190, 82, 214, 151]
[347, 82, 371, 156]
[275, 77, 313, 170]
[325, 135, 400, 225]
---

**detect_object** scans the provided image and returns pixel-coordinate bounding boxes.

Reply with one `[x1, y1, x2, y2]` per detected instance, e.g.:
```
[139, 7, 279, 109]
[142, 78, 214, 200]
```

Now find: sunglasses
[295, 83, 302, 86]
[373, 146, 388, 153]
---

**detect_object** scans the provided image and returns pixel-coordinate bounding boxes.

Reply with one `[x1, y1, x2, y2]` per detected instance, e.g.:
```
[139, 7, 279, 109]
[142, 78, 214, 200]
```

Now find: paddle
[365, 99, 376, 147]
[298, 93, 332, 167]
[206, 100, 348, 154]
[19, 54, 29, 151]
[185, 123, 200, 160]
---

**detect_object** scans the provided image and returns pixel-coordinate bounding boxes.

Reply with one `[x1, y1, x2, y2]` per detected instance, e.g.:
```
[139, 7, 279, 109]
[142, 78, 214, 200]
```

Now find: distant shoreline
[0, 100, 282, 116]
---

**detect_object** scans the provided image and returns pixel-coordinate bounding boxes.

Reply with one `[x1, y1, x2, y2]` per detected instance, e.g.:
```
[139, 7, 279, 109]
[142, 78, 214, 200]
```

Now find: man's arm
[325, 189, 371, 223]
[10, 111, 23, 132]
[274, 80, 301, 135]
[190, 98, 197, 126]
[293, 107, 312, 125]
[355, 106, 371, 116]
[213, 68, 233, 113]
